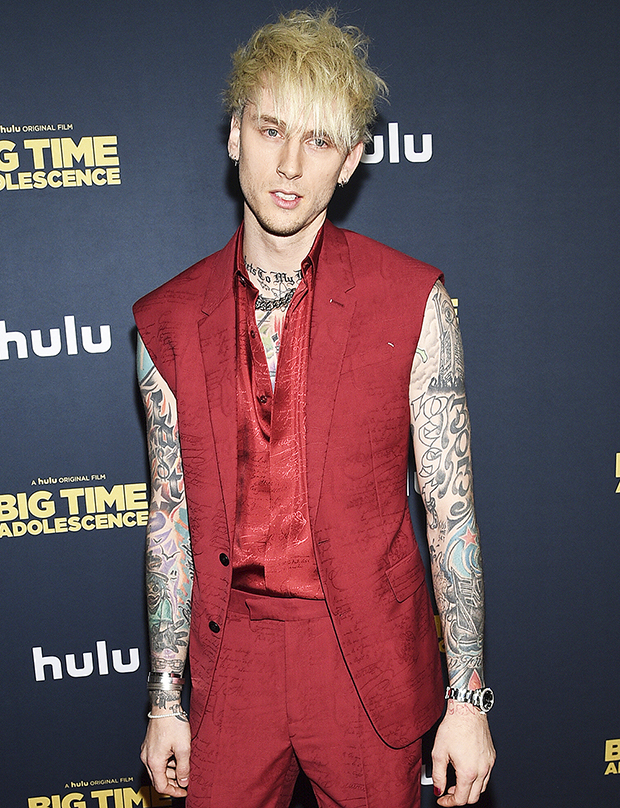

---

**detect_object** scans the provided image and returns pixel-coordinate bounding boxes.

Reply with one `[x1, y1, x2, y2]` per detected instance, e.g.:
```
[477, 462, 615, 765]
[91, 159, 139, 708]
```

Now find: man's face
[228, 89, 364, 242]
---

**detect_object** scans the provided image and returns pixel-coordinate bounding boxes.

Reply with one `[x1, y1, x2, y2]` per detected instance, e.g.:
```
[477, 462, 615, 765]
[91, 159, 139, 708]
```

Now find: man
[135, 9, 495, 808]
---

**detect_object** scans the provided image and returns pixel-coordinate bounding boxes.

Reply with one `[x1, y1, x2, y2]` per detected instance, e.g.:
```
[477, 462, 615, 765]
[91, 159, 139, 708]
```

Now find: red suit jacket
[134, 220, 444, 748]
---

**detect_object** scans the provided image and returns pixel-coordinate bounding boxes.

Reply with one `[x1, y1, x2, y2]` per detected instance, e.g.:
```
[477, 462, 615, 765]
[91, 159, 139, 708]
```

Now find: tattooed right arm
[137, 334, 193, 711]
[138, 334, 192, 798]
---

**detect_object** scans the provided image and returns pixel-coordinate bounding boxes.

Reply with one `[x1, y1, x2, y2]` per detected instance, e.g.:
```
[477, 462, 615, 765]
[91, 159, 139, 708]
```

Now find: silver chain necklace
[255, 287, 295, 312]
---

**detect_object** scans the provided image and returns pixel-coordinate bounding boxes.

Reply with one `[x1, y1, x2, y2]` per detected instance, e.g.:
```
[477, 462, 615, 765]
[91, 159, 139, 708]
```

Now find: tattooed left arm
[410, 281, 495, 806]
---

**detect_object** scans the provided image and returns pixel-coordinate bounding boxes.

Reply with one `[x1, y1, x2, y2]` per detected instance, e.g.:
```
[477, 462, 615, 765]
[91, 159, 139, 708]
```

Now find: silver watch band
[445, 685, 494, 713]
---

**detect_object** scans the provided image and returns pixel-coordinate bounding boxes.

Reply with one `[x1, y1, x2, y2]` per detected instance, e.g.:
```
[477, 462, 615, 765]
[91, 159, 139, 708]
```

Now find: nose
[277, 138, 303, 180]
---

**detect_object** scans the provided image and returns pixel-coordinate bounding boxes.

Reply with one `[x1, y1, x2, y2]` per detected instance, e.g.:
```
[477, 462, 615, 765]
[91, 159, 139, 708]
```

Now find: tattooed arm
[137, 333, 192, 798]
[410, 281, 495, 806]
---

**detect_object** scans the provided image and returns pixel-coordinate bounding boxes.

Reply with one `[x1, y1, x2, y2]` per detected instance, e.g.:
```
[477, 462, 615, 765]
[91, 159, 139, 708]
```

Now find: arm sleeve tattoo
[137, 335, 193, 700]
[410, 281, 486, 691]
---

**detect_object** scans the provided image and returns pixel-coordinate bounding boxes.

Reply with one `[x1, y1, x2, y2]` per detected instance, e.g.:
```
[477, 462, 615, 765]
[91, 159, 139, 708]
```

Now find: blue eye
[310, 136, 332, 149]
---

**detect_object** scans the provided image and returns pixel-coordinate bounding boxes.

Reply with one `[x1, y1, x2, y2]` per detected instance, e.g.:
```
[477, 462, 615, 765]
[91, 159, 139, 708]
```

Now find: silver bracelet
[147, 683, 183, 692]
[147, 709, 188, 720]
[147, 671, 185, 691]
[147, 671, 185, 684]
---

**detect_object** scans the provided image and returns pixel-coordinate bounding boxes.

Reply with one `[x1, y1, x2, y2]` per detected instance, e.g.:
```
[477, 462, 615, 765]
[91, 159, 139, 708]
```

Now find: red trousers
[187, 590, 422, 808]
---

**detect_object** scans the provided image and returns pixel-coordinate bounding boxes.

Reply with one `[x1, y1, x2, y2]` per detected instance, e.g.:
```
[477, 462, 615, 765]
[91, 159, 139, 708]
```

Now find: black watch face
[481, 688, 494, 711]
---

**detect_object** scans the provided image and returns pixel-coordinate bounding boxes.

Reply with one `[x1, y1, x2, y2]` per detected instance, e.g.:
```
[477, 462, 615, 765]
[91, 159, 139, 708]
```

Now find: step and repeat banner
[2, 1, 618, 807]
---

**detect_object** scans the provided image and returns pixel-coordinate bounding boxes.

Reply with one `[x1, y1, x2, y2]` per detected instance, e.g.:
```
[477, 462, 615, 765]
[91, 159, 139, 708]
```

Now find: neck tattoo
[244, 258, 303, 312]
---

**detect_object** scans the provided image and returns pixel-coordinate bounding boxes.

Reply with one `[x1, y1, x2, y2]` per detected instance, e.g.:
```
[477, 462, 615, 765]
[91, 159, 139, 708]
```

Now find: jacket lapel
[198, 228, 240, 544]
[306, 222, 356, 527]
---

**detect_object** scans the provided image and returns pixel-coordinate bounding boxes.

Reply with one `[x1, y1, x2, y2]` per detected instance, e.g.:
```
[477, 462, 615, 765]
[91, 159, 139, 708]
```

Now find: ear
[337, 141, 365, 185]
[227, 115, 241, 161]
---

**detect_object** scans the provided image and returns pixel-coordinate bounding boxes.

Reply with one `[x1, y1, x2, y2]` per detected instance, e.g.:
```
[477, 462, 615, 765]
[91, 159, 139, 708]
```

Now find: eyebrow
[255, 114, 282, 129]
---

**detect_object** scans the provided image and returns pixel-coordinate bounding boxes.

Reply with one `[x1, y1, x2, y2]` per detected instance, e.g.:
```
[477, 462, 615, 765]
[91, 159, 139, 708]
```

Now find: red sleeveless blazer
[134, 221, 444, 747]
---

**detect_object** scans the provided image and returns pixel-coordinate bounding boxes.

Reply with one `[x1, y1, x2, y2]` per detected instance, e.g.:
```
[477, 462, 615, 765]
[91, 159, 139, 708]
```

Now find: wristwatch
[445, 685, 495, 713]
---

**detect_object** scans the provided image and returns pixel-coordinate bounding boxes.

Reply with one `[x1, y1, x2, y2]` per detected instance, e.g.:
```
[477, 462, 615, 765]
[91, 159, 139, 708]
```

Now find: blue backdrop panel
[1, 1, 618, 807]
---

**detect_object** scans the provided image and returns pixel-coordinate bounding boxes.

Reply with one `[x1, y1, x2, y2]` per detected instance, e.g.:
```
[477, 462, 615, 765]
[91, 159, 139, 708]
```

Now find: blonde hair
[224, 8, 388, 153]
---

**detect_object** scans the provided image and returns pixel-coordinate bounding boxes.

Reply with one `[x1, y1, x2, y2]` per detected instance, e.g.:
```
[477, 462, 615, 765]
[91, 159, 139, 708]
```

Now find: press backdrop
[2, 1, 619, 807]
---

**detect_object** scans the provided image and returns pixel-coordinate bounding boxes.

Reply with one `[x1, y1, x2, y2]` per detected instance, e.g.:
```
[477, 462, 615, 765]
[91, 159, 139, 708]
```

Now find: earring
[229, 154, 239, 166]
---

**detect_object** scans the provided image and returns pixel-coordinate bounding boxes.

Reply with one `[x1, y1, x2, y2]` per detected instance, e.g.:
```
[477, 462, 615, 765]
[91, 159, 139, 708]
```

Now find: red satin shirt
[232, 230, 324, 598]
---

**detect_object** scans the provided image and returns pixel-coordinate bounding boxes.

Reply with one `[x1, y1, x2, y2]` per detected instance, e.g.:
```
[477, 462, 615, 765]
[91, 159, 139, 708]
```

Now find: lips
[270, 190, 302, 209]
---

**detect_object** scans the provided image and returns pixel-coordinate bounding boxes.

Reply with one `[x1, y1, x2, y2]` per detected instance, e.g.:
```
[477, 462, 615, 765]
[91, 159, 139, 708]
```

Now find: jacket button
[219, 553, 230, 566]
[209, 621, 221, 633]
[257, 394, 268, 404]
